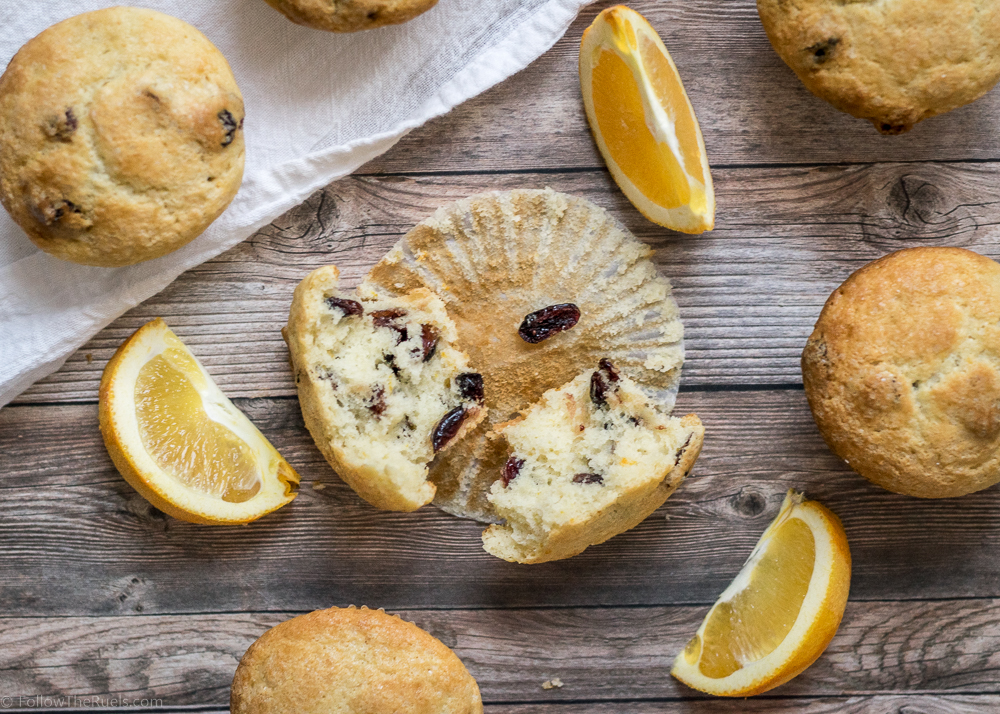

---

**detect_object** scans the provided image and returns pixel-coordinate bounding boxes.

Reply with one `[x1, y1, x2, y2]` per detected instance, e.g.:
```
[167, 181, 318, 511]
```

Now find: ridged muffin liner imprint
[363, 188, 687, 522]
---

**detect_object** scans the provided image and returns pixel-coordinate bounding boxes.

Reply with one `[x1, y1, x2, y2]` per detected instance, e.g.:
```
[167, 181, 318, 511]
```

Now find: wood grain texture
[494, 699, 1000, 714]
[15, 161, 1000, 403]
[1, 702, 998, 714]
[362, 0, 1000, 173]
[1, 701, 996, 714]
[6, 601, 1000, 705]
[5, 389, 1000, 615]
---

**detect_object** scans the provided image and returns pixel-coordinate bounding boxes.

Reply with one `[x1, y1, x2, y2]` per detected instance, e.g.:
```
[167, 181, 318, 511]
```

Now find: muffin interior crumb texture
[288, 266, 485, 511]
[484, 360, 700, 563]
[363, 189, 687, 523]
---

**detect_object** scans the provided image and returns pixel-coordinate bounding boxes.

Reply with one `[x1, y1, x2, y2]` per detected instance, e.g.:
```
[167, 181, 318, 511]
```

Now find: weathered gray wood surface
[5, 600, 1000, 704]
[3, 390, 1000, 616]
[3, 0, 1000, 711]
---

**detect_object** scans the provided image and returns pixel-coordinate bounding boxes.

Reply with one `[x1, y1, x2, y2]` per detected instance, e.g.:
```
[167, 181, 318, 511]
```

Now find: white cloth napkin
[0, 0, 593, 408]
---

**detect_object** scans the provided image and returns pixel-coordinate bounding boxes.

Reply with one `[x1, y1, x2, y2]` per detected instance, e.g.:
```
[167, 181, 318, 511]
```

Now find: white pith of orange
[580, 5, 715, 233]
[671, 490, 851, 696]
[99, 318, 299, 525]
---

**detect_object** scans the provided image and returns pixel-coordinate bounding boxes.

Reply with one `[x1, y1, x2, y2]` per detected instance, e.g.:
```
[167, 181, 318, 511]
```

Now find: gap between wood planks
[0, 599, 1000, 705]
[5, 390, 1000, 613]
[3, 382, 807, 409]
[6, 602, 1000, 703]
[355, 156, 1000, 178]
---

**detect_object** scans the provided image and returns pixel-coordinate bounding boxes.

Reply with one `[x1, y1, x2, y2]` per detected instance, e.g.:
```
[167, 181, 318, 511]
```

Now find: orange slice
[671, 491, 851, 696]
[579, 5, 715, 233]
[99, 318, 300, 524]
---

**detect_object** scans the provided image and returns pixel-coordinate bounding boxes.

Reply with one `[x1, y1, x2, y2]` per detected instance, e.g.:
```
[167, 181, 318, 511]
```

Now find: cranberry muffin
[757, 0, 1000, 134]
[484, 359, 703, 563]
[285, 265, 486, 511]
[0, 8, 245, 267]
[232, 607, 483, 714]
[364, 189, 688, 522]
[803, 247, 1000, 497]
[262, 0, 438, 32]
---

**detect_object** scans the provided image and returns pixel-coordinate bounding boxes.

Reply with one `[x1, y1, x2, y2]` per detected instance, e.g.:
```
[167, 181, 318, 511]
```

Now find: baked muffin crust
[262, 0, 438, 32]
[757, 0, 1000, 133]
[0, 8, 245, 266]
[484, 360, 703, 563]
[802, 247, 1000, 498]
[231, 606, 483, 714]
[285, 265, 486, 511]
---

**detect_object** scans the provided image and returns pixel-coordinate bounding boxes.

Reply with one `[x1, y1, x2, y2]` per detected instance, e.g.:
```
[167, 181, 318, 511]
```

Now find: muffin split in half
[485, 359, 704, 564]
[285, 265, 486, 511]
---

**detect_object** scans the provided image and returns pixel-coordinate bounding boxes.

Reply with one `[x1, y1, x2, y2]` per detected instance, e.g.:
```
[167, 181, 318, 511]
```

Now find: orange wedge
[580, 5, 714, 233]
[99, 318, 300, 524]
[671, 491, 851, 696]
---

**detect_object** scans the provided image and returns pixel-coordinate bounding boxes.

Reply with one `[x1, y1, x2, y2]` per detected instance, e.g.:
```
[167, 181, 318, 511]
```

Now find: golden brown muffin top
[231, 606, 483, 714]
[0, 7, 245, 266]
[263, 0, 438, 33]
[803, 247, 1000, 498]
[757, 0, 1000, 133]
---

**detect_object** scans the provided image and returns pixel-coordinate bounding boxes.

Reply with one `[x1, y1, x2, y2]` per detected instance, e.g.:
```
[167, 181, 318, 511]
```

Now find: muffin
[757, 0, 1000, 134]
[802, 247, 1000, 498]
[363, 189, 687, 522]
[285, 265, 486, 512]
[262, 0, 438, 32]
[231, 606, 483, 714]
[484, 360, 703, 564]
[0, 8, 245, 267]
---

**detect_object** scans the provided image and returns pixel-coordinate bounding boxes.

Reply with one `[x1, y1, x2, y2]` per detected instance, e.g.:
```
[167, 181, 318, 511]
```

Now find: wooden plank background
[4, 0, 1000, 711]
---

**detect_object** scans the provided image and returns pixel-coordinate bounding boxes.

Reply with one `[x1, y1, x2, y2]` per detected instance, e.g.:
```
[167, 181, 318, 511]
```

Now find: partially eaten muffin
[285, 265, 486, 511]
[483, 360, 703, 563]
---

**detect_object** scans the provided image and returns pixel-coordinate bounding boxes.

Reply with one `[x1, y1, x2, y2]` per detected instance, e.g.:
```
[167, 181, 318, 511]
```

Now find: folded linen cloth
[0, 0, 593, 408]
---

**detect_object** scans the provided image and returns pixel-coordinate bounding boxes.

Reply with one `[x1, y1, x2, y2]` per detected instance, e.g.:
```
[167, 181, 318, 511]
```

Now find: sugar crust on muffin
[0, 7, 245, 266]
[803, 247, 1000, 498]
[231, 606, 483, 714]
[262, 0, 438, 32]
[757, 0, 1000, 134]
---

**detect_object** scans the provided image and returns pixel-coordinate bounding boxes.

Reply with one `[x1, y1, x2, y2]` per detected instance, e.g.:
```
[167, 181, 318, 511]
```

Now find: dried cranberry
[518, 303, 581, 344]
[420, 324, 439, 362]
[573, 473, 603, 485]
[677, 433, 693, 460]
[325, 296, 363, 317]
[368, 386, 387, 417]
[32, 198, 82, 225]
[45, 108, 77, 142]
[219, 109, 240, 147]
[432, 406, 467, 452]
[371, 309, 408, 344]
[371, 308, 406, 326]
[383, 353, 401, 377]
[502, 456, 525, 487]
[590, 359, 620, 408]
[456, 373, 484, 404]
